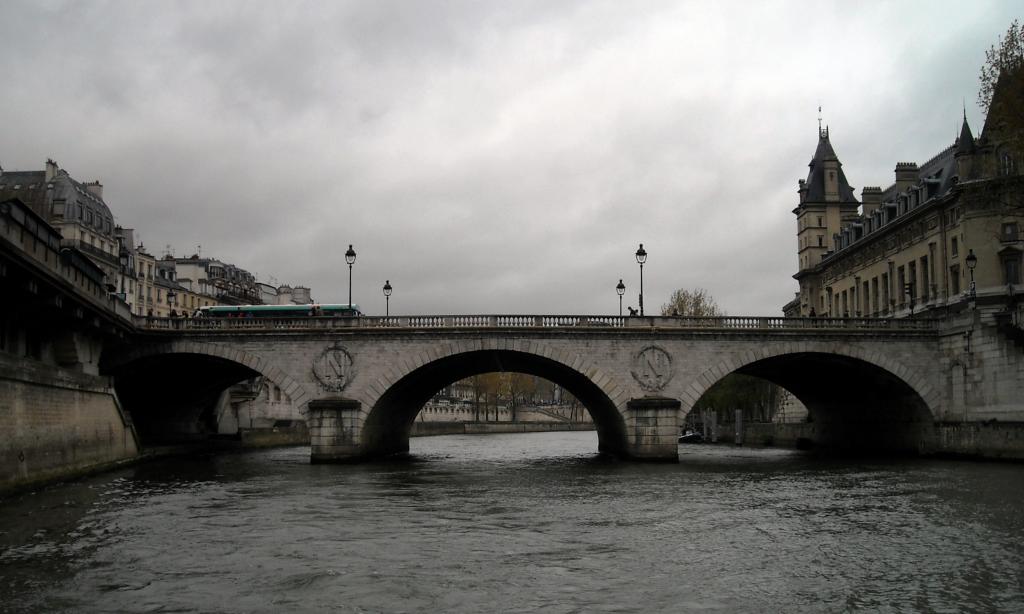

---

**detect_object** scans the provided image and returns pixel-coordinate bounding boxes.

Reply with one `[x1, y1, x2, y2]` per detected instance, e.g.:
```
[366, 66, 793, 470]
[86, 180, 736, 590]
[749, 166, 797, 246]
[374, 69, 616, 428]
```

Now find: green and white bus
[197, 304, 361, 318]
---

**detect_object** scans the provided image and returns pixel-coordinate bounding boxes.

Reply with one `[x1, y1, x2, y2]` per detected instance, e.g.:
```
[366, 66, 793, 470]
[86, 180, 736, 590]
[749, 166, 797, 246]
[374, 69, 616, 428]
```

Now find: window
[817, 235, 823, 247]
[920, 256, 929, 301]
[950, 265, 961, 295]
[951, 237, 959, 257]
[1003, 223, 1019, 242]
[817, 216, 823, 227]
[897, 266, 906, 306]
[1004, 254, 1022, 285]
[1001, 152, 1016, 176]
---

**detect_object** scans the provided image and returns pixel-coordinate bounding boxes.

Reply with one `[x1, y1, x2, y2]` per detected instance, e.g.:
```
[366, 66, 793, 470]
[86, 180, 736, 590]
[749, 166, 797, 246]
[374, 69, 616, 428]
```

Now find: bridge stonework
[105, 315, 971, 462]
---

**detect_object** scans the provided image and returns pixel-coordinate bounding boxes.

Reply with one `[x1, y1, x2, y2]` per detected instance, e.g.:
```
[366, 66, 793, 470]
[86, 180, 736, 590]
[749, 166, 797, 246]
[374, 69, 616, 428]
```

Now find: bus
[197, 304, 361, 318]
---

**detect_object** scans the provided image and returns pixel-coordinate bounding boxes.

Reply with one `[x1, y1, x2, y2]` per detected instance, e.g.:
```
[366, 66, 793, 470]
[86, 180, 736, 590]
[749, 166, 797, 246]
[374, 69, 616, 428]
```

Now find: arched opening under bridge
[689, 351, 936, 454]
[110, 353, 262, 445]
[363, 349, 627, 459]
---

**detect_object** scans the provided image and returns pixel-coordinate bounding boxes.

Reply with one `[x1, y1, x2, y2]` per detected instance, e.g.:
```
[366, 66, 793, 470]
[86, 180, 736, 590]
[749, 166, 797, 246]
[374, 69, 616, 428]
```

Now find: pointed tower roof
[956, 110, 975, 155]
[804, 127, 858, 203]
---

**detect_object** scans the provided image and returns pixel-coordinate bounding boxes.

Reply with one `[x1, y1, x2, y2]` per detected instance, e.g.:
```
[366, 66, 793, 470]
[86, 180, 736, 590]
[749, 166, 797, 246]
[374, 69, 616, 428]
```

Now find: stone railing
[134, 314, 940, 333]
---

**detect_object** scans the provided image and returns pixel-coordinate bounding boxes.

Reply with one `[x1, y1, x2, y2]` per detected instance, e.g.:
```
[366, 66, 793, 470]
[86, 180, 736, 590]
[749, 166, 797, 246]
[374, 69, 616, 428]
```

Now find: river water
[1, 431, 1023, 613]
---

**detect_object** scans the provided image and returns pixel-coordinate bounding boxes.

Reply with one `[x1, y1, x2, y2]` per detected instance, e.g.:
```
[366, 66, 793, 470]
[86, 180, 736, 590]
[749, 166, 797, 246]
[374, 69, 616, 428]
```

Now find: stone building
[0, 159, 123, 288]
[787, 66, 1023, 319]
[172, 255, 261, 305]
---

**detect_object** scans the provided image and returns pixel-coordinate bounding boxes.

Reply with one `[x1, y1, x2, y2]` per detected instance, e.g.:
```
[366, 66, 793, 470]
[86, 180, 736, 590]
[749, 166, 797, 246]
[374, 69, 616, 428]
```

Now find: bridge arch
[686, 343, 940, 452]
[359, 339, 629, 458]
[103, 340, 307, 443]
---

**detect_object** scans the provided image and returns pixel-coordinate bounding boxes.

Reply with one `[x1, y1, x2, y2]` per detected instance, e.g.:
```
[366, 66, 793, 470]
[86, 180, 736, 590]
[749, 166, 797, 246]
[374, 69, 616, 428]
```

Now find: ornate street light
[383, 279, 392, 317]
[616, 279, 625, 316]
[635, 244, 647, 316]
[966, 249, 978, 300]
[345, 244, 357, 308]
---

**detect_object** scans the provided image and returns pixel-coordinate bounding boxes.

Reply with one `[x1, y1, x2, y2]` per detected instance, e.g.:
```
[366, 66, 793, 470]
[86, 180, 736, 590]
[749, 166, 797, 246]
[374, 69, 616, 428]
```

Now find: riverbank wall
[1, 355, 140, 494]
[715, 421, 1024, 461]
[412, 421, 595, 437]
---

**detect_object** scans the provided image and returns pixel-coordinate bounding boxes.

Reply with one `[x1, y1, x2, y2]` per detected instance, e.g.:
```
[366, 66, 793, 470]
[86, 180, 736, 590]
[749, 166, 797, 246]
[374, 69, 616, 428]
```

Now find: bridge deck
[134, 314, 940, 334]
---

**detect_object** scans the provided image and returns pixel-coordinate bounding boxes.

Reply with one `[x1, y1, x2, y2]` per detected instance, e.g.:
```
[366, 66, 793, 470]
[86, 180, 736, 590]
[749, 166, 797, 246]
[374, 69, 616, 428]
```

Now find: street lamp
[118, 251, 129, 298]
[345, 244, 357, 308]
[616, 279, 625, 316]
[966, 249, 978, 300]
[635, 244, 647, 316]
[383, 279, 392, 317]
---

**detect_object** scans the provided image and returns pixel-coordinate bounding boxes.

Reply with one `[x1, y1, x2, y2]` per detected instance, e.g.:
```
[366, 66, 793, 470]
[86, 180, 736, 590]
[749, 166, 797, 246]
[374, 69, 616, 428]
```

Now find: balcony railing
[134, 314, 941, 332]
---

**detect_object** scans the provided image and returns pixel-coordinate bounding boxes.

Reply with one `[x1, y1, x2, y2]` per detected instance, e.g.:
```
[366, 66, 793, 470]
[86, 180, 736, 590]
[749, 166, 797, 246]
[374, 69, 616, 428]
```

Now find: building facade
[788, 67, 1023, 319]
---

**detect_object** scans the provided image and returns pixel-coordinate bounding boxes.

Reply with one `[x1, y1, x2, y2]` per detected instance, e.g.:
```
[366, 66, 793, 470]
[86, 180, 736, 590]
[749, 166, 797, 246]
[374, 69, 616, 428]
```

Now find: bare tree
[660, 287, 725, 317]
[978, 19, 1023, 114]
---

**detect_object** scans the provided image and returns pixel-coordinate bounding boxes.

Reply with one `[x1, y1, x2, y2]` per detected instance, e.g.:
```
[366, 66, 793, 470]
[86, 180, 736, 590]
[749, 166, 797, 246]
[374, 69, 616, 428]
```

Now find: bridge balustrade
[132, 314, 939, 332]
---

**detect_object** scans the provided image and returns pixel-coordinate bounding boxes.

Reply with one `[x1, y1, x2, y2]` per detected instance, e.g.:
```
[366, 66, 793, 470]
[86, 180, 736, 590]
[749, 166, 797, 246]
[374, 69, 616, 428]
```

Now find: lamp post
[616, 279, 625, 316]
[345, 244, 357, 308]
[383, 279, 392, 317]
[966, 249, 978, 300]
[635, 244, 647, 316]
[118, 251, 129, 300]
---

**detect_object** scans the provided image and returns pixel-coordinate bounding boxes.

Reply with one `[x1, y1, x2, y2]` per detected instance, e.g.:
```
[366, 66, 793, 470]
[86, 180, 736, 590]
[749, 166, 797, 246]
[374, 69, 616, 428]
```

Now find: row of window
[825, 249, 1022, 316]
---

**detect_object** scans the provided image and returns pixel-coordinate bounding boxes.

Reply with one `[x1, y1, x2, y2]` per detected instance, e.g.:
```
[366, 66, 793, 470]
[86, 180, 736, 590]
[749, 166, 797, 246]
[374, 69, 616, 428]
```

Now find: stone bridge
[104, 314, 946, 461]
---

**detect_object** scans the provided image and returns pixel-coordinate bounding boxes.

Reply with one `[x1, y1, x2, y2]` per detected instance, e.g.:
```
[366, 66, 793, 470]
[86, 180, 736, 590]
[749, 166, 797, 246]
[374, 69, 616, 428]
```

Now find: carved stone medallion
[312, 344, 355, 392]
[631, 345, 673, 392]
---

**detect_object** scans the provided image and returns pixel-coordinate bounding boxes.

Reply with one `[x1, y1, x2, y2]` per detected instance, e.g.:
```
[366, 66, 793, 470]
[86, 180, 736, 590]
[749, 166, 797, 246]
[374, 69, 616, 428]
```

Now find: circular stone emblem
[631, 345, 673, 392]
[312, 344, 356, 392]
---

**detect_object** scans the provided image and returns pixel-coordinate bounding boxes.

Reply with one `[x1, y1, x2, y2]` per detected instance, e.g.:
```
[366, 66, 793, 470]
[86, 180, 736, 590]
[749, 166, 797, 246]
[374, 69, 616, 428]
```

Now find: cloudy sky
[1, 1, 1018, 316]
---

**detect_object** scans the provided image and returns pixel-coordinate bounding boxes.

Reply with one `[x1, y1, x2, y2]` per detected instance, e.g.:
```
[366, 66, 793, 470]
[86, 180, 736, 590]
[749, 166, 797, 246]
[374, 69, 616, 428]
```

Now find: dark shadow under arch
[110, 353, 260, 445]
[364, 350, 627, 458]
[717, 352, 935, 453]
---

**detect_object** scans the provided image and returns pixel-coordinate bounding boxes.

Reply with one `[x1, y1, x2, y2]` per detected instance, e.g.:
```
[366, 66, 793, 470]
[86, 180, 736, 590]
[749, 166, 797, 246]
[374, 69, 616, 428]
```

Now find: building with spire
[785, 66, 1023, 319]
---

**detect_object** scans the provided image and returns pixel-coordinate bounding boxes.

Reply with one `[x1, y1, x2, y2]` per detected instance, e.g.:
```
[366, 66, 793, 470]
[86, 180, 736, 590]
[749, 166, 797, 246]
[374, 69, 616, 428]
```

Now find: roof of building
[878, 143, 958, 204]
[0, 161, 115, 236]
[980, 63, 1024, 144]
[956, 112, 975, 155]
[804, 128, 858, 203]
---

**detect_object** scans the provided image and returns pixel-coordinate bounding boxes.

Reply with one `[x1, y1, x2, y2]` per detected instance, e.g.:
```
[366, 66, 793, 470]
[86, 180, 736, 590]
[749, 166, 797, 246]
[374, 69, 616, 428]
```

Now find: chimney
[894, 162, 918, 195]
[85, 180, 104, 200]
[861, 186, 882, 216]
[45, 158, 59, 181]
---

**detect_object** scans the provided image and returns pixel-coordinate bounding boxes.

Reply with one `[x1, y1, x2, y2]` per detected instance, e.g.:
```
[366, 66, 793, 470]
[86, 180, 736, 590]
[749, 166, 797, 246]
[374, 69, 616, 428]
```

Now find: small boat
[678, 430, 704, 444]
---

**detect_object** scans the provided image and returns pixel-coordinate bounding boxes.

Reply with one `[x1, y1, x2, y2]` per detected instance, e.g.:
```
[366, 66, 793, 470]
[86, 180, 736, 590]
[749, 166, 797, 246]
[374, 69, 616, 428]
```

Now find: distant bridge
[105, 314, 944, 461]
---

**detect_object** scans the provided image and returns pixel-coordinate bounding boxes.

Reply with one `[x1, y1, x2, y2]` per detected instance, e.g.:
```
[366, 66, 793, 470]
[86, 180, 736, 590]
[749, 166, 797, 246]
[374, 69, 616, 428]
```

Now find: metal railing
[134, 314, 940, 332]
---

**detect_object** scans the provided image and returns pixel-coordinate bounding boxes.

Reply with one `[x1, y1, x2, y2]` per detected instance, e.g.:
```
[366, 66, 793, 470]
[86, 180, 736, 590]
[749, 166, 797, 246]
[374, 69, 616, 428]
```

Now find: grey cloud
[1, 1, 1020, 316]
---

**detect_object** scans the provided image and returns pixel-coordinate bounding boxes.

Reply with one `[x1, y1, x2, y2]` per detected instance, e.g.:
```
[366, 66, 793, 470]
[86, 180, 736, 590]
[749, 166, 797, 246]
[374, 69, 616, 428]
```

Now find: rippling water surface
[2, 432, 1023, 613]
